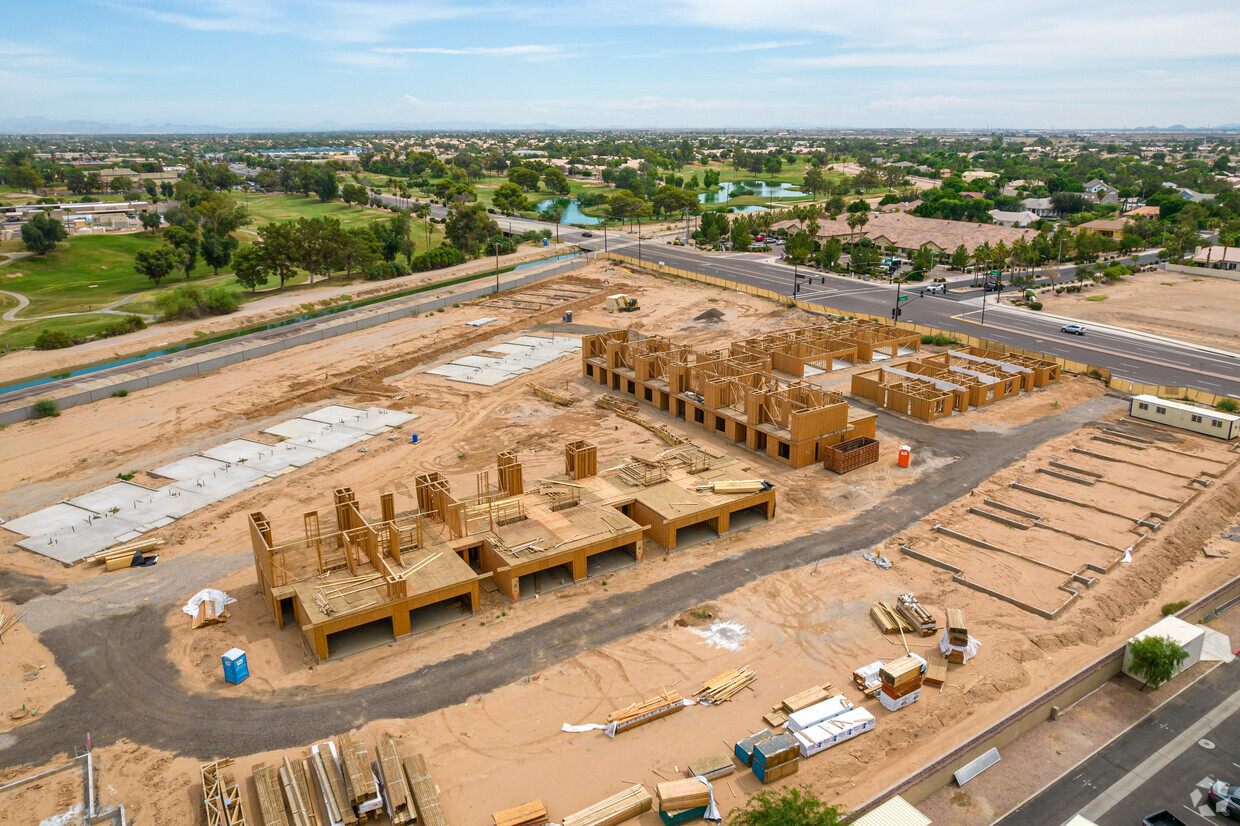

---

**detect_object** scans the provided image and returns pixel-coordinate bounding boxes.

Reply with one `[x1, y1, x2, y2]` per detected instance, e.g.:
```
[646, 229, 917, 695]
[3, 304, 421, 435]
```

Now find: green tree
[296, 216, 346, 284]
[507, 167, 541, 191]
[65, 168, 88, 194]
[231, 245, 269, 293]
[785, 231, 814, 266]
[195, 191, 250, 237]
[846, 199, 869, 214]
[1127, 635, 1189, 691]
[730, 222, 752, 250]
[652, 185, 698, 216]
[313, 168, 339, 202]
[340, 183, 369, 205]
[144, 179, 158, 199]
[445, 202, 499, 257]
[542, 167, 571, 194]
[846, 212, 869, 245]
[817, 236, 842, 270]
[20, 212, 68, 255]
[729, 786, 845, 826]
[110, 176, 132, 194]
[700, 211, 729, 244]
[950, 243, 971, 270]
[338, 226, 381, 278]
[493, 182, 530, 216]
[134, 245, 180, 287]
[256, 221, 301, 290]
[163, 225, 200, 278]
[539, 201, 565, 242]
[802, 167, 827, 200]
[703, 169, 720, 188]
[911, 247, 934, 276]
[139, 211, 162, 233]
[200, 231, 239, 275]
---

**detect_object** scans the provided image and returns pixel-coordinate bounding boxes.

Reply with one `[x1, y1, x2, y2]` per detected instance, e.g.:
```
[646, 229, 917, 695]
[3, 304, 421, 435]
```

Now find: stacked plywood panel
[793, 708, 876, 757]
[762, 682, 835, 728]
[686, 753, 735, 781]
[879, 655, 924, 711]
[945, 608, 969, 664]
[786, 695, 854, 734]
[560, 785, 653, 826]
[656, 780, 711, 811]
[734, 730, 775, 766]
[252, 763, 289, 826]
[606, 690, 686, 733]
[493, 800, 549, 826]
[695, 666, 756, 704]
[752, 733, 800, 784]
[403, 754, 449, 826]
[870, 602, 914, 635]
[376, 734, 416, 825]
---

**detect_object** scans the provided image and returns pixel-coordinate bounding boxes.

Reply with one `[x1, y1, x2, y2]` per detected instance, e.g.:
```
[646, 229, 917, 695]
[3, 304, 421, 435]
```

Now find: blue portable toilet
[410, 433, 419, 444]
[542, 237, 549, 246]
[222, 648, 248, 684]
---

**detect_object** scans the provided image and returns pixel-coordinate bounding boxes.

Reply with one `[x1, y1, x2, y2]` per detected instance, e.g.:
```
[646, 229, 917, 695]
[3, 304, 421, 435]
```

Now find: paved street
[1000, 657, 1240, 826]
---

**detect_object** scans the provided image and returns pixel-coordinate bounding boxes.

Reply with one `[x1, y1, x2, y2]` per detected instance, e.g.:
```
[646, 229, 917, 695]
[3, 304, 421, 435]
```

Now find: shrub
[1028, 301, 1043, 311]
[920, 334, 935, 345]
[1161, 600, 1190, 616]
[155, 285, 240, 320]
[111, 389, 129, 398]
[1218, 398, 1239, 413]
[411, 245, 466, 273]
[200, 287, 239, 315]
[97, 314, 147, 339]
[932, 335, 955, 346]
[33, 398, 60, 418]
[363, 260, 411, 280]
[34, 329, 75, 350]
[904, 272, 924, 282]
[1127, 634, 1189, 690]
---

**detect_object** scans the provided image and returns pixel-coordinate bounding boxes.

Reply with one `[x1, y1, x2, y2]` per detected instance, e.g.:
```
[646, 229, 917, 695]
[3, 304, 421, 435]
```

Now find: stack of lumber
[606, 690, 685, 734]
[656, 780, 710, 811]
[710, 480, 765, 494]
[85, 538, 163, 571]
[734, 730, 775, 767]
[686, 753, 734, 781]
[530, 384, 573, 406]
[0, 606, 28, 642]
[896, 593, 938, 636]
[376, 734, 416, 825]
[694, 666, 756, 704]
[792, 708, 876, 758]
[277, 757, 317, 826]
[251, 763, 290, 826]
[923, 652, 948, 687]
[202, 759, 249, 826]
[786, 695, 854, 734]
[879, 654, 925, 712]
[310, 743, 356, 826]
[851, 662, 882, 698]
[595, 395, 686, 446]
[945, 608, 969, 664]
[560, 785, 653, 826]
[193, 599, 229, 629]
[870, 601, 915, 635]
[337, 733, 377, 808]
[493, 800, 549, 826]
[763, 683, 835, 728]
[402, 754, 448, 826]
[752, 733, 800, 784]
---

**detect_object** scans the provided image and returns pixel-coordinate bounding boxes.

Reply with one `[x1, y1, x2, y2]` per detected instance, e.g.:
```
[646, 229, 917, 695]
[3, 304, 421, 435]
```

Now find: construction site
[1, 257, 1239, 826]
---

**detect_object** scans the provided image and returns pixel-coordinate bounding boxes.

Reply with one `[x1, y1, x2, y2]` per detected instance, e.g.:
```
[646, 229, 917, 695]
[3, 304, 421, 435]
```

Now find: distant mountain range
[1, 115, 1238, 135]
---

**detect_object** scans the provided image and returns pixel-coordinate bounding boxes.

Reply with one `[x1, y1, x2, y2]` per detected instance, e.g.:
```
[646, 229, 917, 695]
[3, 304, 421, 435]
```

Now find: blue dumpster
[222, 648, 249, 685]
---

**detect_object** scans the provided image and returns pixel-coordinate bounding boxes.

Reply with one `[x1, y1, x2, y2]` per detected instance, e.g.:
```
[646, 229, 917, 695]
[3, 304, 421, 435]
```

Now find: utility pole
[637, 217, 642, 264]
[494, 240, 500, 294]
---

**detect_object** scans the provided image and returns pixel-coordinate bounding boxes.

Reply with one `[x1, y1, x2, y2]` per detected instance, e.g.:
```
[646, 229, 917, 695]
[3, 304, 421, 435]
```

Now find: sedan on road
[1209, 781, 1240, 819]
[1060, 323, 1087, 336]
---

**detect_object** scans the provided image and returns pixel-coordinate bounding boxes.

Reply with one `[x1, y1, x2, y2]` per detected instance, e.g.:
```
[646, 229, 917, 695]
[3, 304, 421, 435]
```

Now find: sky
[3, 0, 1239, 130]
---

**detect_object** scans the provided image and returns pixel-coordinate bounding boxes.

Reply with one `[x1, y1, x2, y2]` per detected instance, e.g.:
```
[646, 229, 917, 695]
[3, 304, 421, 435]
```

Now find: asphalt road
[0, 396, 1120, 767]
[999, 656, 1240, 826]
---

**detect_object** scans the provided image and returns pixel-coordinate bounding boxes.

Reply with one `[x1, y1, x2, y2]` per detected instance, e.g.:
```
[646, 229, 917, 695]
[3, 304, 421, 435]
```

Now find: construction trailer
[582, 327, 878, 469]
[1129, 395, 1240, 440]
[251, 443, 775, 658]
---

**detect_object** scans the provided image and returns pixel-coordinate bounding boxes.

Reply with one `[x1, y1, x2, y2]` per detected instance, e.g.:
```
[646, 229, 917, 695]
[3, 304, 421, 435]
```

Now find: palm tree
[417, 204, 432, 251]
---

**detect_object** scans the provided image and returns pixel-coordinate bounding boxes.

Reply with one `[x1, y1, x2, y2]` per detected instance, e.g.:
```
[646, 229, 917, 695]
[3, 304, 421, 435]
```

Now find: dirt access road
[0, 394, 1122, 768]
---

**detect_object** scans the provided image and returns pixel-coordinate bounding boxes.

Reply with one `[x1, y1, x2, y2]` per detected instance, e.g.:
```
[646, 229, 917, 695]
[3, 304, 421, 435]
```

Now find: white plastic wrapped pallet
[794, 709, 876, 757]
[786, 695, 853, 733]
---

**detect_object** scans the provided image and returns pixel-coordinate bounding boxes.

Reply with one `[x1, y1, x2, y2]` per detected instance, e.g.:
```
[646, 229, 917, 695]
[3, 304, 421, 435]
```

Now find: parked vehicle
[604, 294, 640, 313]
[1060, 323, 1087, 335]
[1209, 781, 1240, 819]
[1141, 810, 1189, 826]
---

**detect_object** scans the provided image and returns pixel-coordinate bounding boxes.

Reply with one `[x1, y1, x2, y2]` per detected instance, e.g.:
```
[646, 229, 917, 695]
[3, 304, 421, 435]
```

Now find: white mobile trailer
[1129, 394, 1239, 440]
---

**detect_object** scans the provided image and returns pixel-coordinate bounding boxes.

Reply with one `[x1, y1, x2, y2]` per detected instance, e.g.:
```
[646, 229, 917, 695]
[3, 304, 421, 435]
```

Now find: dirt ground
[2, 262, 1238, 826]
[1030, 269, 1240, 353]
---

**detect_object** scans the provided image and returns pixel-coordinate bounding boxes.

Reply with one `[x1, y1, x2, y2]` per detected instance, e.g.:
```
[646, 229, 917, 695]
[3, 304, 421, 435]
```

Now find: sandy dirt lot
[1031, 269, 1240, 353]
[1, 262, 1236, 826]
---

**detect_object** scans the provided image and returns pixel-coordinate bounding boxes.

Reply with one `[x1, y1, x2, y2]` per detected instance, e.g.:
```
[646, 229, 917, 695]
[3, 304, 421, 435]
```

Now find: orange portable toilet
[897, 445, 911, 468]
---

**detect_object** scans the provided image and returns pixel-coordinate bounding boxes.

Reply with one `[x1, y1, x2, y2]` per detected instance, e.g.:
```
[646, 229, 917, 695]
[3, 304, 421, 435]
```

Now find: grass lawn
[0, 312, 131, 351]
[231, 192, 389, 230]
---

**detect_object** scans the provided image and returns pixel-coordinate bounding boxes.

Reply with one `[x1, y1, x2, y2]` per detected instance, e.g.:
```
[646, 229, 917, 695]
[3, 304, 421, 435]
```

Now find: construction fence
[604, 252, 1235, 406]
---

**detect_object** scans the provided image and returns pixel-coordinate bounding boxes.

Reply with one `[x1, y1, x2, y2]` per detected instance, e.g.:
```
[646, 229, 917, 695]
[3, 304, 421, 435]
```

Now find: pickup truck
[1142, 810, 1189, 826]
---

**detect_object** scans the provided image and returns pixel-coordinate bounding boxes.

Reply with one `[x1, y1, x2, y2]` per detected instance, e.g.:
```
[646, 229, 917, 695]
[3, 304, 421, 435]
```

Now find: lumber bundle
[852, 662, 882, 698]
[606, 690, 686, 733]
[686, 753, 734, 781]
[896, 593, 938, 636]
[376, 734, 416, 825]
[0, 605, 29, 642]
[879, 654, 925, 712]
[402, 754, 449, 826]
[695, 666, 756, 704]
[945, 607, 969, 662]
[85, 538, 163, 570]
[252, 763, 290, 826]
[752, 733, 800, 784]
[595, 395, 686, 445]
[763, 683, 835, 728]
[787, 695, 854, 734]
[193, 599, 229, 629]
[530, 384, 574, 406]
[493, 800, 549, 826]
[560, 785, 653, 826]
[870, 602, 914, 635]
[923, 652, 948, 687]
[734, 730, 775, 767]
[310, 742, 356, 826]
[278, 757, 318, 826]
[710, 480, 765, 494]
[202, 759, 249, 826]
[656, 780, 710, 811]
[338, 733, 377, 806]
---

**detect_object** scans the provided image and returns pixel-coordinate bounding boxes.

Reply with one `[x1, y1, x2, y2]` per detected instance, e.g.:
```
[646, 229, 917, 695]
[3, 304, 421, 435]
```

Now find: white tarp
[182, 588, 236, 618]
[1200, 628, 1235, 663]
[939, 629, 982, 663]
[787, 695, 854, 733]
[794, 708, 876, 757]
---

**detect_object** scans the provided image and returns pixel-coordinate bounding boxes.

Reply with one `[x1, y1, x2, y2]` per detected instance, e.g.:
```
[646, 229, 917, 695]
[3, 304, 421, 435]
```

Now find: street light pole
[979, 283, 986, 326]
[494, 241, 500, 294]
[637, 217, 642, 264]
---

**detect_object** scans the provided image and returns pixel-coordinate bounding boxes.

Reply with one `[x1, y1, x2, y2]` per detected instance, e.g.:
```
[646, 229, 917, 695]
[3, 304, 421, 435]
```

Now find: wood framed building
[582, 326, 880, 468]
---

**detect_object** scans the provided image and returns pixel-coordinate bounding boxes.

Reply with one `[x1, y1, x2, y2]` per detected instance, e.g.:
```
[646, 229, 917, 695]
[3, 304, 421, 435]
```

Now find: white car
[1060, 323, 1087, 335]
[923, 283, 947, 294]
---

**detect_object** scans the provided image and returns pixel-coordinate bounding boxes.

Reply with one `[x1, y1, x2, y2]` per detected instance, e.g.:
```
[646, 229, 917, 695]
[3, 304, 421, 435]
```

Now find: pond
[699, 180, 805, 205]
[533, 198, 604, 226]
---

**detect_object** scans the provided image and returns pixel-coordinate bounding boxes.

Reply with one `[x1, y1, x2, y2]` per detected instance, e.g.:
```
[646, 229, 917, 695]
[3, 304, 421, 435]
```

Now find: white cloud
[378, 44, 567, 58]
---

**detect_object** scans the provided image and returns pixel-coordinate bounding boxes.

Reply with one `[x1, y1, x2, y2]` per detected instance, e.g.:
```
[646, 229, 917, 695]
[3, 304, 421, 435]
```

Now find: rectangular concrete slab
[109, 485, 216, 528]
[3, 502, 99, 538]
[283, 424, 371, 454]
[67, 481, 160, 516]
[363, 408, 418, 428]
[170, 466, 269, 504]
[18, 517, 147, 564]
[202, 438, 328, 473]
[299, 404, 369, 425]
[149, 455, 231, 481]
[260, 417, 326, 439]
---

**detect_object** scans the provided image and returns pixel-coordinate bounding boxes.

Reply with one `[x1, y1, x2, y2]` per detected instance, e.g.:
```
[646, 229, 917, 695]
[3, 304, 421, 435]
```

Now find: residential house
[962, 169, 998, 183]
[785, 211, 1036, 255]
[1083, 179, 1119, 198]
[1191, 246, 1240, 271]
[988, 209, 1040, 228]
[1022, 197, 1057, 217]
[1123, 205, 1161, 219]
[1161, 183, 1217, 202]
[1071, 219, 1127, 240]
[1000, 179, 1028, 197]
